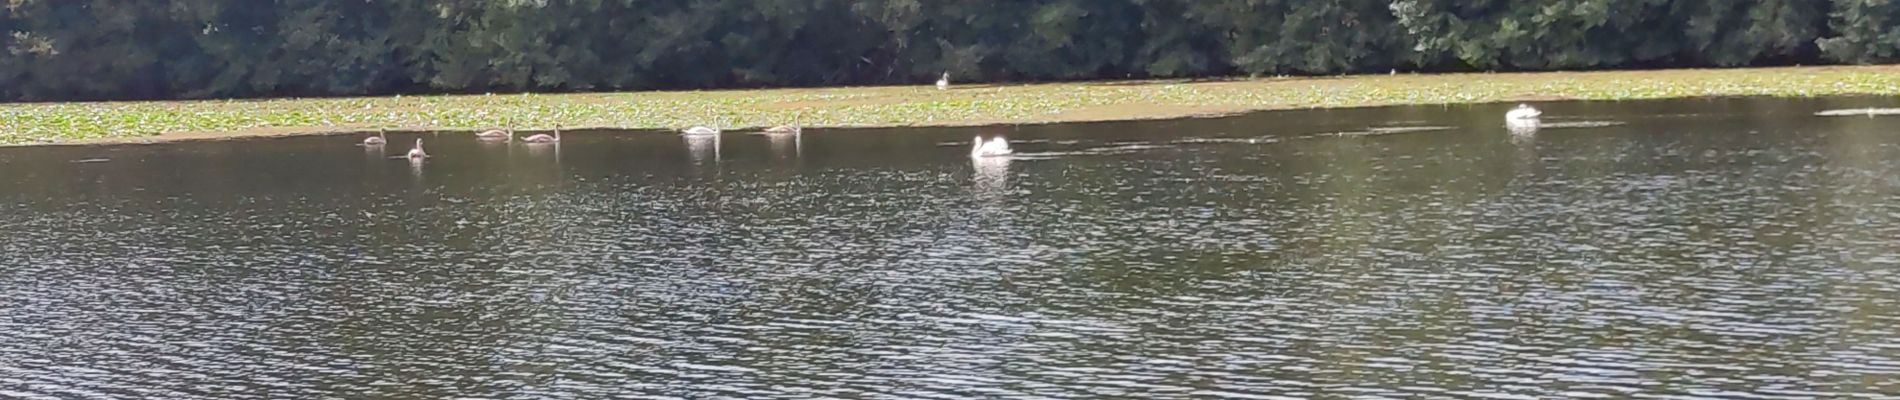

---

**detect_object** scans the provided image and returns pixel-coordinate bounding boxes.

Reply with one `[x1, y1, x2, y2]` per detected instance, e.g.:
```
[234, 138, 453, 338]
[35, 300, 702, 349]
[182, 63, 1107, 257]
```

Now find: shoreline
[4, 66, 1900, 147]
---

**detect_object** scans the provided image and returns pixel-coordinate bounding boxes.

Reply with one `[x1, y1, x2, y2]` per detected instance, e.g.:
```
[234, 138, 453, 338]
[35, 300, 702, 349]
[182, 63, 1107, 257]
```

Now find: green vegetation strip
[3, 66, 1898, 145]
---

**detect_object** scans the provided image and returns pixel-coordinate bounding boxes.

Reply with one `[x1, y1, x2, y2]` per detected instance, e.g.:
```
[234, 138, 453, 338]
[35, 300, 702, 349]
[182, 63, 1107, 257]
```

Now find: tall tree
[1818, 0, 1900, 63]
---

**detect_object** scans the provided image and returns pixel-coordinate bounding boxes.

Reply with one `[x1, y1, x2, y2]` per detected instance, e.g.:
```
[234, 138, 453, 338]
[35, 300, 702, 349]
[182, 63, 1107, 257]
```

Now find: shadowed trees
[0, 0, 1889, 101]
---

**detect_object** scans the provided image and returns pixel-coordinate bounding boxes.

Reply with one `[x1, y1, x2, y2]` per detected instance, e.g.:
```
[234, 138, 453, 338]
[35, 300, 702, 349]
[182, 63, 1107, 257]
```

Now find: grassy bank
[4, 66, 1900, 145]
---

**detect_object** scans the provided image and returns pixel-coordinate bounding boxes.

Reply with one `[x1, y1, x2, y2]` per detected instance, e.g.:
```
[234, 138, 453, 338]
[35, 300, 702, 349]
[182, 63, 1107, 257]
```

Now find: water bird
[523, 124, 561, 143]
[363, 128, 387, 146]
[406, 139, 428, 159]
[970, 136, 1012, 157]
[477, 120, 514, 141]
[761, 125, 801, 135]
[761, 114, 802, 135]
[1505, 104, 1542, 121]
[683, 125, 721, 136]
[936, 72, 950, 91]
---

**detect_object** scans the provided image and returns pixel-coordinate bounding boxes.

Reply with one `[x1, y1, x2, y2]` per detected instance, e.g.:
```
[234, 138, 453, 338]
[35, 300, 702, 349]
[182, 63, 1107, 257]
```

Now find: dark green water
[3, 98, 1900, 398]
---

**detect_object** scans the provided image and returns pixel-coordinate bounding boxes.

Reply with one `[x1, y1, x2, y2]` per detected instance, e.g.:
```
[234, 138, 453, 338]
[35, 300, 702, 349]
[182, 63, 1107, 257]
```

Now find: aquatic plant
[3, 66, 1899, 145]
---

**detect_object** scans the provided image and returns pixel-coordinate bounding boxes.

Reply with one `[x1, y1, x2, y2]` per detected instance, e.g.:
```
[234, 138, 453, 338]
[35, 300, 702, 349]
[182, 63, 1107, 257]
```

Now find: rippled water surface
[5, 98, 1900, 398]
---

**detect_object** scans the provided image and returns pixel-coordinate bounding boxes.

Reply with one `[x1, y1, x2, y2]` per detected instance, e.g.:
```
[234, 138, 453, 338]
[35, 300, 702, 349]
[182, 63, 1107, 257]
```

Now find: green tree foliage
[0, 0, 1881, 101]
[1391, 0, 1825, 70]
[1193, 0, 1406, 75]
[1819, 0, 1900, 63]
[1675, 0, 1825, 66]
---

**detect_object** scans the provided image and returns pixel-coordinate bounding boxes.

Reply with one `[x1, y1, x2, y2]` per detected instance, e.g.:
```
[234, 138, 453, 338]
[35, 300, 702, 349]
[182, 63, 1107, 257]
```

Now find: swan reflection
[407, 155, 425, 179]
[686, 133, 721, 165]
[521, 141, 561, 172]
[972, 155, 1010, 199]
[768, 132, 801, 159]
[1506, 118, 1540, 136]
[366, 142, 388, 162]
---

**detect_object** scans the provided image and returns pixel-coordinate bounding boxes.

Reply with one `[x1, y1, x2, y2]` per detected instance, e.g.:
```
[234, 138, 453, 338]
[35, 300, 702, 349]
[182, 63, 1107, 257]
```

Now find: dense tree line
[0, 0, 1891, 101]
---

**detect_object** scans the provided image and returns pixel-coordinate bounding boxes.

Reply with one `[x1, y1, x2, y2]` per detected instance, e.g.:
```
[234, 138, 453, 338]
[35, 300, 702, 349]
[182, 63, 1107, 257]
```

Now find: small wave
[1171, 137, 1281, 145]
[1334, 126, 1454, 137]
[1004, 143, 1172, 158]
[938, 139, 1080, 147]
[1085, 144, 1171, 153]
[989, 153, 1065, 160]
[1539, 121, 1626, 129]
[1369, 126, 1454, 134]
[1815, 108, 1900, 117]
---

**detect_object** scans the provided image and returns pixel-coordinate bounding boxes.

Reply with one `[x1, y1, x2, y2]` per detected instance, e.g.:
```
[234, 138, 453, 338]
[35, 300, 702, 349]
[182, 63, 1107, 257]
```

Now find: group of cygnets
[359, 96, 1541, 161]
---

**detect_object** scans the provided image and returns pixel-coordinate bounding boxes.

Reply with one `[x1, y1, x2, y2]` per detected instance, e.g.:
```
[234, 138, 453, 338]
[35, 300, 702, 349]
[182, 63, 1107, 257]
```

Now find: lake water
[3, 98, 1900, 398]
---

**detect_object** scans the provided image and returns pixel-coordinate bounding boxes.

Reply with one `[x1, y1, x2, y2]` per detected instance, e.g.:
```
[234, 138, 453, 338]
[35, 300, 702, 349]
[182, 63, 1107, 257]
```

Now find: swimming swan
[1505, 104, 1542, 121]
[363, 128, 387, 146]
[406, 139, 428, 159]
[523, 125, 561, 143]
[970, 136, 1012, 157]
[763, 114, 802, 135]
[683, 125, 721, 136]
[477, 120, 514, 141]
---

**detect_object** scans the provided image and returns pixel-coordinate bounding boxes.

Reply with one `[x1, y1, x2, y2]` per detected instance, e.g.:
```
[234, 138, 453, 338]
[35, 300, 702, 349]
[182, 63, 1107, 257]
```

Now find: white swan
[936, 72, 950, 91]
[363, 128, 387, 146]
[683, 125, 720, 136]
[761, 125, 801, 135]
[477, 120, 513, 141]
[523, 124, 561, 143]
[406, 138, 428, 159]
[1505, 104, 1542, 121]
[763, 114, 802, 135]
[970, 136, 1012, 157]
